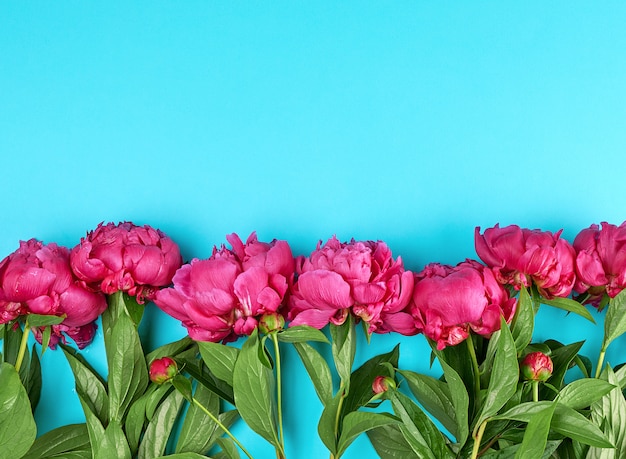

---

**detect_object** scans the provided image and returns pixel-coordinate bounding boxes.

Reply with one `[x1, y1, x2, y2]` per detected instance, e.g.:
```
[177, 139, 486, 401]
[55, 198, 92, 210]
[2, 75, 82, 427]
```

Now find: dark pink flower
[287, 237, 414, 334]
[520, 352, 553, 381]
[372, 375, 396, 394]
[409, 260, 516, 350]
[0, 239, 107, 348]
[475, 224, 576, 299]
[573, 222, 626, 303]
[153, 232, 295, 343]
[149, 357, 178, 384]
[70, 222, 182, 302]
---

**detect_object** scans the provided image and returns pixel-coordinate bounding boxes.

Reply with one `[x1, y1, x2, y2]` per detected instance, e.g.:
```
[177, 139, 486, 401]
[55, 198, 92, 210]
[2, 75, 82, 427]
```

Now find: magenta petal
[352, 282, 386, 305]
[289, 308, 336, 329]
[297, 270, 353, 309]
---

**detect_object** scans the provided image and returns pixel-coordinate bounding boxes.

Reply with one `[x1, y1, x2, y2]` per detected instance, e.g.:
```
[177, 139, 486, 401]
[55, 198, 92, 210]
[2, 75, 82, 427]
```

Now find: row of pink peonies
[1, 221, 625, 350]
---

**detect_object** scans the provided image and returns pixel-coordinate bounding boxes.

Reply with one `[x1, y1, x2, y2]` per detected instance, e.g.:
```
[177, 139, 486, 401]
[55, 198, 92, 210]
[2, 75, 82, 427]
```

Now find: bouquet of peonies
[1, 221, 625, 459]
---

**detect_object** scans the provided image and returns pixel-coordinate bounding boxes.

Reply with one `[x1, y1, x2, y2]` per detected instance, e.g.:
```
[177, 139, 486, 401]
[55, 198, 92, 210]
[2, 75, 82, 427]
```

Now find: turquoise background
[2, 2, 626, 457]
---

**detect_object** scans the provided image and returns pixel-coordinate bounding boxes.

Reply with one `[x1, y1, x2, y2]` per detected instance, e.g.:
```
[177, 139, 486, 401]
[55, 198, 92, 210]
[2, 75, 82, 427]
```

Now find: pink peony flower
[70, 222, 182, 302]
[520, 352, 553, 382]
[0, 239, 107, 348]
[475, 224, 576, 299]
[153, 232, 295, 343]
[409, 260, 516, 350]
[287, 236, 415, 334]
[149, 357, 178, 384]
[573, 222, 626, 303]
[372, 375, 396, 394]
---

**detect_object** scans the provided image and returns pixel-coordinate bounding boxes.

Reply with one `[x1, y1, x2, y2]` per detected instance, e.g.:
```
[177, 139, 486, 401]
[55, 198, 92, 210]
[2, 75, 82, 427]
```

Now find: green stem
[330, 387, 347, 459]
[532, 380, 539, 402]
[595, 346, 607, 378]
[192, 396, 255, 459]
[270, 332, 286, 457]
[15, 324, 31, 373]
[466, 333, 481, 401]
[471, 420, 488, 459]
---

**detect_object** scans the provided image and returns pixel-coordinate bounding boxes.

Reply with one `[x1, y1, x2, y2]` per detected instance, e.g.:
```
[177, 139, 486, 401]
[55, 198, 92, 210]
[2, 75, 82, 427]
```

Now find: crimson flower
[287, 236, 414, 334]
[475, 224, 576, 299]
[409, 260, 516, 350]
[0, 239, 107, 348]
[573, 222, 626, 303]
[70, 222, 182, 302]
[154, 232, 295, 342]
[520, 352, 553, 382]
[149, 357, 178, 384]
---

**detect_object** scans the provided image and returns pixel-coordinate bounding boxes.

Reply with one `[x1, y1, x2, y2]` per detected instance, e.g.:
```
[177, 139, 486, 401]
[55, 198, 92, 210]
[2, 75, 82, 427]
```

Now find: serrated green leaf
[232, 330, 280, 452]
[138, 389, 185, 459]
[276, 325, 329, 344]
[541, 297, 595, 323]
[198, 341, 239, 387]
[23, 424, 90, 459]
[336, 411, 401, 458]
[0, 362, 37, 459]
[556, 379, 616, 410]
[293, 342, 333, 406]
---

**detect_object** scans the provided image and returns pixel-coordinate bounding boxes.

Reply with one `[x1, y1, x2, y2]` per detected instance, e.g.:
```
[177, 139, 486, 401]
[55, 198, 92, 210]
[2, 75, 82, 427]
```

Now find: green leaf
[3, 322, 23, 367]
[514, 402, 556, 459]
[492, 401, 553, 423]
[41, 325, 52, 354]
[176, 350, 234, 405]
[198, 341, 239, 387]
[293, 342, 333, 406]
[26, 313, 66, 328]
[232, 330, 281, 451]
[62, 345, 109, 425]
[125, 390, 150, 456]
[176, 383, 220, 454]
[439, 358, 470, 446]
[588, 366, 626, 458]
[146, 384, 173, 421]
[546, 341, 585, 393]
[556, 379, 616, 410]
[318, 391, 343, 454]
[602, 288, 626, 352]
[146, 336, 195, 363]
[138, 389, 185, 459]
[276, 325, 329, 344]
[511, 285, 534, 355]
[552, 404, 614, 448]
[172, 375, 194, 403]
[106, 312, 149, 422]
[155, 453, 211, 459]
[100, 420, 132, 459]
[25, 344, 42, 410]
[481, 440, 562, 458]
[367, 424, 416, 459]
[390, 391, 453, 459]
[77, 392, 105, 458]
[330, 316, 356, 389]
[474, 317, 519, 430]
[22, 424, 91, 459]
[541, 296, 595, 323]
[0, 362, 37, 459]
[342, 345, 399, 415]
[336, 411, 401, 458]
[215, 437, 242, 459]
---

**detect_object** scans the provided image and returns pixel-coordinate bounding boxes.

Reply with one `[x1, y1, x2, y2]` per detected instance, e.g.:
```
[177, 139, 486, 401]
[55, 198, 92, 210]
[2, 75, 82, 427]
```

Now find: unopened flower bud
[372, 375, 396, 394]
[258, 313, 285, 334]
[149, 357, 178, 384]
[521, 352, 553, 382]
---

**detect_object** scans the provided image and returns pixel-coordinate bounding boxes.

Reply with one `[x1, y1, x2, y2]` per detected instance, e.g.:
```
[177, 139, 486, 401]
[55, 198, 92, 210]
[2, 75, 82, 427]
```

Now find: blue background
[2, 2, 626, 458]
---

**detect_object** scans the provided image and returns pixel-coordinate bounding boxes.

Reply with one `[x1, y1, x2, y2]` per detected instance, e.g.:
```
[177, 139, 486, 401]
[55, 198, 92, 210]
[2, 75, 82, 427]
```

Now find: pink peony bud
[70, 222, 182, 302]
[372, 376, 396, 394]
[149, 357, 178, 384]
[258, 313, 285, 334]
[520, 352, 553, 382]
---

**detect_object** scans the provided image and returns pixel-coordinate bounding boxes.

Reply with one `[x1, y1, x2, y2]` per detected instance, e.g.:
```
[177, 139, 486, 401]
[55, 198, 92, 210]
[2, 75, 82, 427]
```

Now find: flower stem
[270, 332, 286, 457]
[595, 346, 607, 378]
[532, 381, 539, 402]
[466, 333, 482, 401]
[15, 324, 31, 373]
[471, 420, 488, 459]
[191, 396, 255, 459]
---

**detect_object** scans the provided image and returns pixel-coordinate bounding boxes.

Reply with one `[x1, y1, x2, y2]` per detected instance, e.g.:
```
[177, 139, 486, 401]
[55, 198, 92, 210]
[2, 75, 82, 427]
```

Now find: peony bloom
[409, 260, 516, 350]
[372, 375, 396, 394]
[287, 236, 415, 334]
[475, 224, 576, 299]
[573, 222, 626, 303]
[520, 352, 553, 382]
[153, 232, 295, 343]
[70, 222, 182, 302]
[0, 239, 107, 348]
[149, 357, 178, 384]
